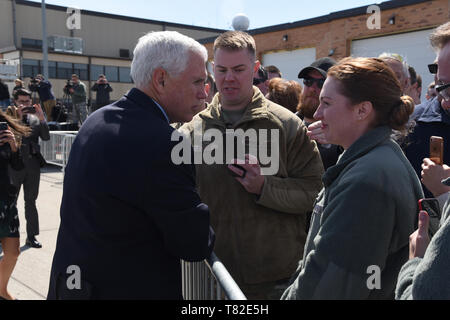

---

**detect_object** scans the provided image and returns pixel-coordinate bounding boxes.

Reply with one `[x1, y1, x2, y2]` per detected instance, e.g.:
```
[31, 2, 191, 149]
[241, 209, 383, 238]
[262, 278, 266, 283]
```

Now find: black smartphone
[228, 164, 246, 178]
[0, 122, 8, 131]
[418, 198, 441, 219]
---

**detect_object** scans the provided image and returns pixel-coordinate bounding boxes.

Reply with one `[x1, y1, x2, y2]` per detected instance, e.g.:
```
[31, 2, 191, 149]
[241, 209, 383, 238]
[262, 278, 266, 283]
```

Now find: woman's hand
[0, 127, 18, 153]
[306, 120, 329, 144]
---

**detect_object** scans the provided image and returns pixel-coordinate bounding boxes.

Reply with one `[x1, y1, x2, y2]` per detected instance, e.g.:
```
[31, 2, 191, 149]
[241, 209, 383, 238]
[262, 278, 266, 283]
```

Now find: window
[119, 67, 132, 83]
[38, 60, 57, 79]
[104, 66, 118, 82]
[22, 59, 40, 78]
[74, 63, 88, 80]
[90, 65, 104, 81]
[22, 38, 42, 50]
[57, 62, 73, 79]
[48, 61, 57, 79]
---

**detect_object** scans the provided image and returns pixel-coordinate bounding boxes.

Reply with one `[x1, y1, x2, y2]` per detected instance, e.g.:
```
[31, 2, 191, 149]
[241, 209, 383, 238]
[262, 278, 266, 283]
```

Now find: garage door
[262, 47, 316, 83]
[351, 29, 436, 104]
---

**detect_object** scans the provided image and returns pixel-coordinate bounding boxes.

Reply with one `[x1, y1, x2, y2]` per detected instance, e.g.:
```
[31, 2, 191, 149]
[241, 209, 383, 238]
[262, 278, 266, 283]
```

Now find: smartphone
[418, 198, 441, 219]
[0, 122, 8, 131]
[228, 164, 246, 178]
[429, 136, 444, 165]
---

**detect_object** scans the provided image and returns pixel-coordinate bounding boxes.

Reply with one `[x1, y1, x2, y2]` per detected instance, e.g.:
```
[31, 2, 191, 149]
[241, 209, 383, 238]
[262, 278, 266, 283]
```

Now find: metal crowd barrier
[40, 131, 78, 169]
[182, 252, 247, 300]
[39, 131, 245, 300]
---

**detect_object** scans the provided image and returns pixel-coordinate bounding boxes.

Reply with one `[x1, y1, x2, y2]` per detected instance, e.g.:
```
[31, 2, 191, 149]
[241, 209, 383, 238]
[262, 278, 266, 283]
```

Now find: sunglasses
[253, 78, 266, 86]
[303, 78, 325, 89]
[428, 63, 438, 74]
[435, 83, 450, 101]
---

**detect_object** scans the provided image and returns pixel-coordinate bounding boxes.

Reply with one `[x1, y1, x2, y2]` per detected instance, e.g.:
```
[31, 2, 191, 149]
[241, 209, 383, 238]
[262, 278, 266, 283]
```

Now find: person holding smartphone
[396, 23, 450, 299]
[6, 88, 49, 249]
[0, 110, 30, 300]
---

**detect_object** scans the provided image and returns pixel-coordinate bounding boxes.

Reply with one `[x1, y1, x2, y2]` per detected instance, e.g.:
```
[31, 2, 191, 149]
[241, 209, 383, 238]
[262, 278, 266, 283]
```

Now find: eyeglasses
[428, 63, 438, 74]
[16, 99, 32, 106]
[435, 83, 450, 101]
[303, 78, 325, 89]
[253, 78, 266, 86]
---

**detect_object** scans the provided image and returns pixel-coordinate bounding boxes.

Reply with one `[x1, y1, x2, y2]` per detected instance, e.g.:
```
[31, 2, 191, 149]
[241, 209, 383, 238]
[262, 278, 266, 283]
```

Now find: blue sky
[30, 0, 381, 30]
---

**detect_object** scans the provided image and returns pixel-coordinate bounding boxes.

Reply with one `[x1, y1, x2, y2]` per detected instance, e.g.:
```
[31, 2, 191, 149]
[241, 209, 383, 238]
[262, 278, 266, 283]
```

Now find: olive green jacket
[180, 88, 323, 285]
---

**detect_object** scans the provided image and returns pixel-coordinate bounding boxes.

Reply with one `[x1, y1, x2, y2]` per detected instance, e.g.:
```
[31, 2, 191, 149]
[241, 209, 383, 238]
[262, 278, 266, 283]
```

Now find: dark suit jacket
[47, 88, 214, 300]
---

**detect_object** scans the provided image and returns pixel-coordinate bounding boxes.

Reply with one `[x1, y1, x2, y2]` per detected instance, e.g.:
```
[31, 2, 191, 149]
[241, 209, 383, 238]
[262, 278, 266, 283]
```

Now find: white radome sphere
[232, 14, 250, 31]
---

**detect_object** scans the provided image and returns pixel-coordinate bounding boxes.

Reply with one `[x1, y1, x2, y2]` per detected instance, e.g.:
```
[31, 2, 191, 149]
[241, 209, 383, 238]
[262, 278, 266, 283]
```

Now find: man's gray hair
[131, 31, 207, 89]
[378, 52, 410, 79]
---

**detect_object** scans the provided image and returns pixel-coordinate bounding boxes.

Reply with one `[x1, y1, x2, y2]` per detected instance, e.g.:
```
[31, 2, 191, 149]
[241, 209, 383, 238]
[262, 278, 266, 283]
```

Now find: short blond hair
[213, 31, 256, 59]
[430, 21, 450, 50]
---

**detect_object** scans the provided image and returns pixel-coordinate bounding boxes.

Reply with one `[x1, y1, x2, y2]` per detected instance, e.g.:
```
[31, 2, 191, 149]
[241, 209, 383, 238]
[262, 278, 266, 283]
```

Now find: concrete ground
[0, 165, 64, 300]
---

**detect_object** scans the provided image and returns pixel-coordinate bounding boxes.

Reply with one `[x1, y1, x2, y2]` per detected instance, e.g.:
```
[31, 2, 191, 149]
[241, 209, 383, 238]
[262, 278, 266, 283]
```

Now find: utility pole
[41, 0, 49, 79]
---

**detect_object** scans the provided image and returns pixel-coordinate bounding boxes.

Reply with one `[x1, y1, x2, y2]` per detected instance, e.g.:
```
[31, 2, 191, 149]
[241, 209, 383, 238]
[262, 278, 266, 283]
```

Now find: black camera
[29, 77, 40, 92]
[63, 79, 73, 95]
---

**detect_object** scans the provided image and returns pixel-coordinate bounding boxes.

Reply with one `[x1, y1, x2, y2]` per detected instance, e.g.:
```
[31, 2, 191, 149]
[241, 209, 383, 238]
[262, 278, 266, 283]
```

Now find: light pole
[41, 0, 48, 79]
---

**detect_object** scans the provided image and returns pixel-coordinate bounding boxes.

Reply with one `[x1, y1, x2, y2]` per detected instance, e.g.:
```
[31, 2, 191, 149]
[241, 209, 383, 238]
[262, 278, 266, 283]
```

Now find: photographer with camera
[28, 75, 56, 121]
[6, 88, 49, 249]
[67, 74, 87, 127]
[91, 74, 113, 113]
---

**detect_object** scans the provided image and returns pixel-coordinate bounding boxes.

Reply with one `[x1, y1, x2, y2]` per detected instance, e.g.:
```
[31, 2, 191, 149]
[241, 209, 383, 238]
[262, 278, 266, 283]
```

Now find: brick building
[201, 0, 449, 102]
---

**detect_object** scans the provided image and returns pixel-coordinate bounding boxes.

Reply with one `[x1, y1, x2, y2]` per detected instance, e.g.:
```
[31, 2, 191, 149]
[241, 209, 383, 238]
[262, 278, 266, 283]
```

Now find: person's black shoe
[26, 236, 42, 248]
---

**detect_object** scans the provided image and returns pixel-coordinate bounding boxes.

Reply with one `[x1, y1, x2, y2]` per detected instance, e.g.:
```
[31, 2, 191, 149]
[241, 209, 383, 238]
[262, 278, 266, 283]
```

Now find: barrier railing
[40, 131, 78, 169]
[40, 131, 245, 300]
[182, 252, 247, 300]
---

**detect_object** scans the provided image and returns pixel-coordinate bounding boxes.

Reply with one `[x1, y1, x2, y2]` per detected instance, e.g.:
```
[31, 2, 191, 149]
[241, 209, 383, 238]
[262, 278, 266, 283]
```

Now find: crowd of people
[0, 21, 449, 300]
[0, 73, 114, 129]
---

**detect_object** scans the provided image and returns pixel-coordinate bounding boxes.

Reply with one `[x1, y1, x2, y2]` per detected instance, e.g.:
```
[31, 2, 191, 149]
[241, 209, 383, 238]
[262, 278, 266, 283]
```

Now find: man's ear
[152, 68, 167, 93]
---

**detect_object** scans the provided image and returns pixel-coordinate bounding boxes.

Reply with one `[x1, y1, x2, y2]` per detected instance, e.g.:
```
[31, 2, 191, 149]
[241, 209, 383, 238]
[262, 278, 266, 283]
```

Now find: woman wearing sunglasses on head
[0, 110, 30, 300]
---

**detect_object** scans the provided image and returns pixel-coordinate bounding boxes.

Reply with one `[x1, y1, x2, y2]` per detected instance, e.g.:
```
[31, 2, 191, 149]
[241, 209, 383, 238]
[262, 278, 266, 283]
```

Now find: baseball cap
[298, 57, 337, 79]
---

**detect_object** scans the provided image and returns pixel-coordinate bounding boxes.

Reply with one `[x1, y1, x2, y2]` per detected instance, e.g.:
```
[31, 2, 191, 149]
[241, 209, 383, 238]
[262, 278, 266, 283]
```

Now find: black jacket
[0, 81, 9, 100]
[91, 83, 113, 105]
[47, 88, 214, 300]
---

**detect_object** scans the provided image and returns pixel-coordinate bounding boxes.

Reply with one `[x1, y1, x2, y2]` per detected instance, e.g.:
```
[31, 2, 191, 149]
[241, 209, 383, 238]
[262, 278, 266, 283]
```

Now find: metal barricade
[40, 131, 78, 169]
[182, 252, 246, 300]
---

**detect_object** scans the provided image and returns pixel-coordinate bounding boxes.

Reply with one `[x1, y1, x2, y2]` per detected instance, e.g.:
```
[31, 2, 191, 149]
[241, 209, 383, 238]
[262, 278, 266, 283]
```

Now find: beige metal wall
[0, 0, 14, 50]
[14, 2, 221, 59]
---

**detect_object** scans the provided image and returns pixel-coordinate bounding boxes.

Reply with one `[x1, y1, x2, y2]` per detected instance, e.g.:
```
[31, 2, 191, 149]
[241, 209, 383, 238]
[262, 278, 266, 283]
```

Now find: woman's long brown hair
[0, 108, 31, 145]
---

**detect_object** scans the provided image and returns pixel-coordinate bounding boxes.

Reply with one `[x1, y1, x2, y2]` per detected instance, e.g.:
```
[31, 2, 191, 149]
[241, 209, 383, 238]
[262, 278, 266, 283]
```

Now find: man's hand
[228, 154, 265, 195]
[421, 158, 450, 197]
[306, 120, 329, 144]
[409, 210, 430, 259]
